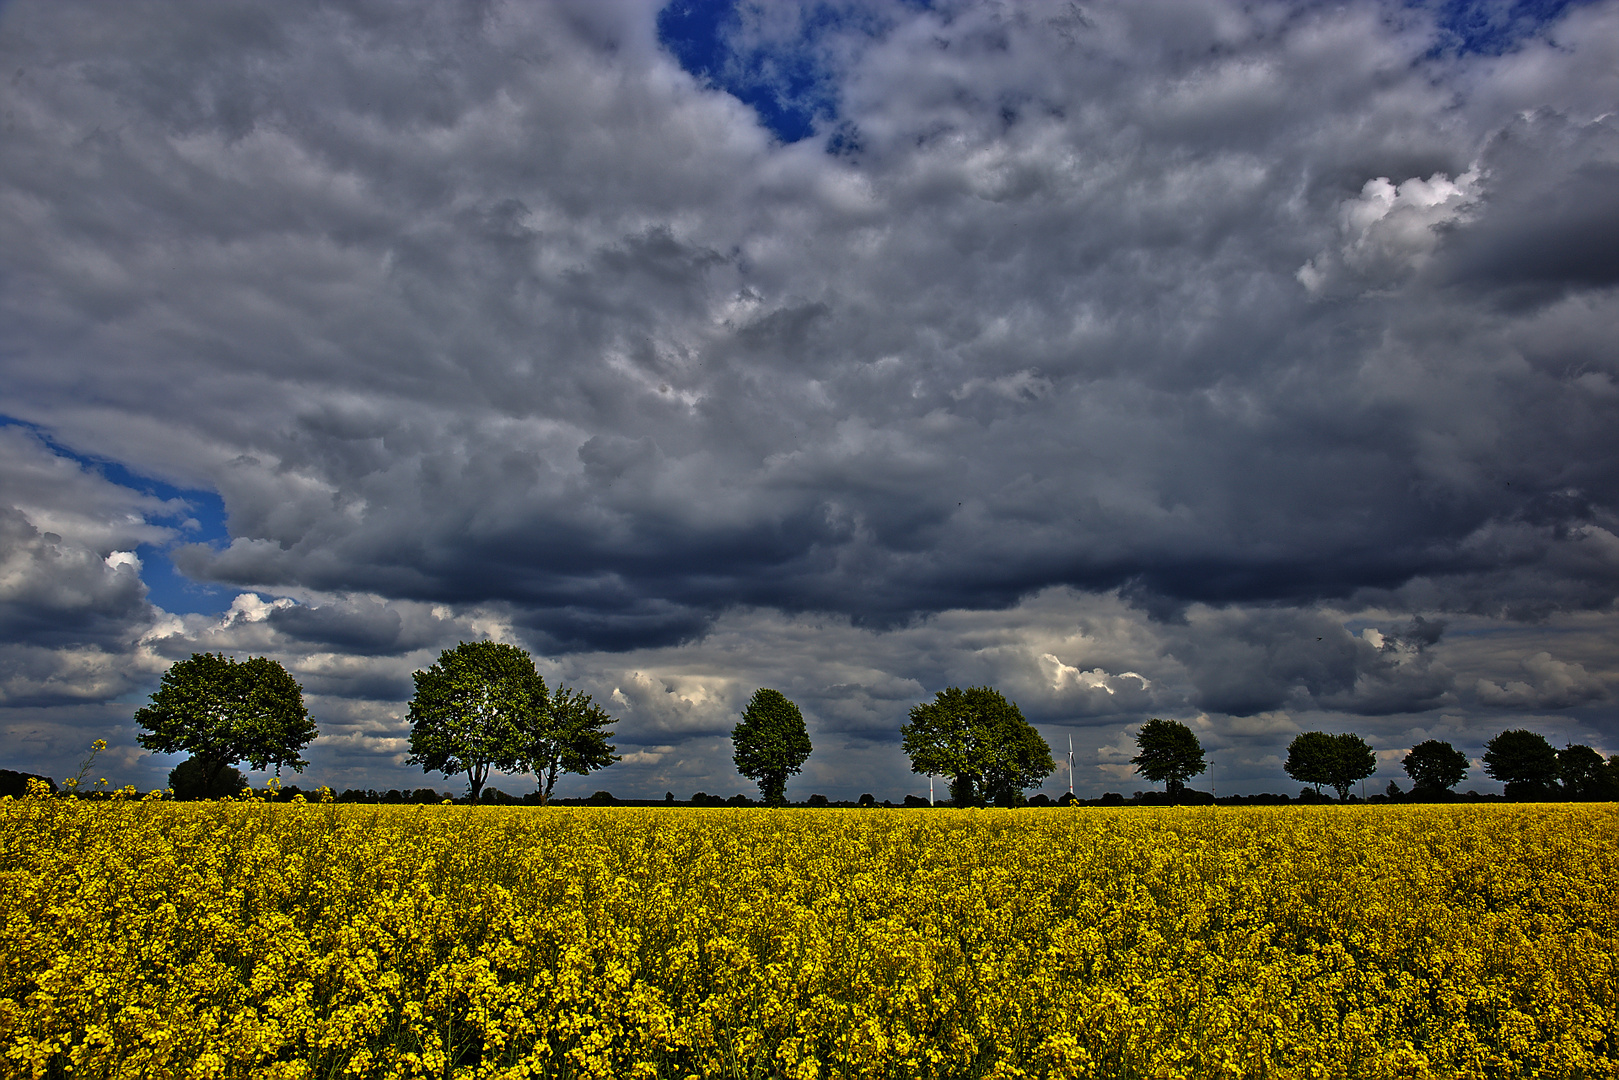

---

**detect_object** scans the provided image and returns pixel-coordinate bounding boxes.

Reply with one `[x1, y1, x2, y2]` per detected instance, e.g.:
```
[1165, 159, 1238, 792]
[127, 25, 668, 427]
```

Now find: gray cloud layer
[1, 0, 1614, 796]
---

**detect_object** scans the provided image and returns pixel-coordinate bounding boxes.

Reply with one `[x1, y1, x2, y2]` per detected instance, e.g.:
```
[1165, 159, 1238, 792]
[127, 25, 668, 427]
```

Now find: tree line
[89, 644, 1619, 804]
[1127, 720, 1619, 803]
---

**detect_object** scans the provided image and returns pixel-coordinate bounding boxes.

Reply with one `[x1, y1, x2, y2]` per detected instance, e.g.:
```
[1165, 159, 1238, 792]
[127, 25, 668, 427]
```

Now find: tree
[901, 686, 1055, 807]
[731, 689, 812, 806]
[1285, 731, 1377, 801]
[407, 641, 545, 802]
[1130, 718, 1207, 797]
[136, 652, 317, 796]
[1284, 732, 1335, 796]
[1483, 729, 1559, 800]
[168, 757, 249, 800]
[1556, 744, 1616, 801]
[508, 684, 618, 806]
[1402, 739, 1468, 795]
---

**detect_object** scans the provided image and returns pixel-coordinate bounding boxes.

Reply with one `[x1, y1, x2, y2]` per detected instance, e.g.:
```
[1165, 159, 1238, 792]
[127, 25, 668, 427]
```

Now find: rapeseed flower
[0, 802, 1613, 1078]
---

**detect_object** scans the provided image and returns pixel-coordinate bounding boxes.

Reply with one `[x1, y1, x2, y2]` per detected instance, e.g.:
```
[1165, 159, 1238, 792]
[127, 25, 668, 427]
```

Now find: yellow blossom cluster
[1, 798, 1614, 1078]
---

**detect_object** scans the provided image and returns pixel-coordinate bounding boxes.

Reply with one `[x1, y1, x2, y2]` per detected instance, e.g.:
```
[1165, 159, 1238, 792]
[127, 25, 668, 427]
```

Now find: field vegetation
[2, 795, 1615, 1079]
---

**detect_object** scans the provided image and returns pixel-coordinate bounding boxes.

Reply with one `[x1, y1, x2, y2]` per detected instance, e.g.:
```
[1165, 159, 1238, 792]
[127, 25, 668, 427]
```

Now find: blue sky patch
[658, 0, 905, 144]
[1418, 0, 1595, 54]
[3, 417, 233, 617]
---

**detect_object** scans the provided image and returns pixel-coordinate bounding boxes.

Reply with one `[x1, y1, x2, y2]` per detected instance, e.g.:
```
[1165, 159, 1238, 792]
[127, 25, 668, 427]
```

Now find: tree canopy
[1130, 718, 1207, 796]
[168, 757, 249, 800]
[1483, 729, 1559, 800]
[1402, 739, 1468, 794]
[508, 684, 618, 806]
[731, 688, 812, 806]
[1555, 744, 1616, 801]
[135, 652, 317, 795]
[901, 686, 1055, 807]
[1285, 731, 1377, 801]
[407, 640, 547, 802]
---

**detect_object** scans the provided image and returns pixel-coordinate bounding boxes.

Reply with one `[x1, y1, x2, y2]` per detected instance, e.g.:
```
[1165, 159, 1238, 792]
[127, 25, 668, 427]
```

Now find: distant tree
[1402, 739, 1469, 795]
[731, 688, 813, 806]
[407, 641, 544, 802]
[1556, 744, 1615, 801]
[1483, 729, 1560, 800]
[136, 652, 317, 797]
[1285, 732, 1377, 801]
[1130, 718, 1207, 797]
[167, 756, 249, 800]
[1330, 734, 1379, 801]
[0, 770, 57, 798]
[901, 686, 1055, 807]
[1284, 732, 1335, 796]
[506, 684, 618, 806]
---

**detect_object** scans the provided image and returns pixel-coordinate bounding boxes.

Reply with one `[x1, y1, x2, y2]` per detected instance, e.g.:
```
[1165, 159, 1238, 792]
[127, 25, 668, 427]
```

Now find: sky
[0, 0, 1615, 801]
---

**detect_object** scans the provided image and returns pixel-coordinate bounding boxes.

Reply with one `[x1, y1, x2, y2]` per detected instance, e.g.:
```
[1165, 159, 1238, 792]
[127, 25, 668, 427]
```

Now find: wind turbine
[1067, 734, 1075, 799]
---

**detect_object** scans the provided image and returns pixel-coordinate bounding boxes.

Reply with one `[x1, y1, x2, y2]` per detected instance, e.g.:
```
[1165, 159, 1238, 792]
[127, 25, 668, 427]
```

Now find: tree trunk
[202, 756, 228, 799]
[467, 761, 488, 802]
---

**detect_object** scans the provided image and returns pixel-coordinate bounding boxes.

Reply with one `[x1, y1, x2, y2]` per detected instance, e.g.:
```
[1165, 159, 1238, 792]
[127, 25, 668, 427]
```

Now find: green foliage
[1285, 732, 1377, 801]
[135, 653, 316, 796]
[901, 686, 1055, 807]
[1556, 744, 1616, 801]
[508, 684, 618, 806]
[1403, 739, 1469, 794]
[407, 641, 547, 802]
[1484, 729, 1560, 800]
[168, 756, 249, 800]
[1130, 719, 1207, 795]
[731, 689, 812, 806]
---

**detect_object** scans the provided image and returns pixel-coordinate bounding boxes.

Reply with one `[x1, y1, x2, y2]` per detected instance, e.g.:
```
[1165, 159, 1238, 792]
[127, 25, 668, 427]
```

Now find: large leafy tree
[136, 652, 317, 796]
[1483, 729, 1559, 800]
[1555, 744, 1615, 801]
[508, 684, 618, 806]
[901, 686, 1055, 807]
[407, 641, 545, 802]
[1130, 718, 1207, 797]
[731, 689, 812, 806]
[1402, 739, 1469, 795]
[1285, 731, 1377, 801]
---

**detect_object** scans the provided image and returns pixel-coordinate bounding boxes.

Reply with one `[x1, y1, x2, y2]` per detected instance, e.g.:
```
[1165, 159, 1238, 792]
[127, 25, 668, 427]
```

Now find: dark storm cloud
[1437, 112, 1619, 297]
[4, 0, 1612, 641]
[266, 597, 429, 656]
[1170, 610, 1455, 717]
[1, 0, 1616, 794]
[0, 508, 148, 650]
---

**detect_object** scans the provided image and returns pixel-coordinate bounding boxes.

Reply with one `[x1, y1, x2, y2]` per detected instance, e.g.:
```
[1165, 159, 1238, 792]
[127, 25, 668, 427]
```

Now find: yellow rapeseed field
[1, 795, 1615, 1079]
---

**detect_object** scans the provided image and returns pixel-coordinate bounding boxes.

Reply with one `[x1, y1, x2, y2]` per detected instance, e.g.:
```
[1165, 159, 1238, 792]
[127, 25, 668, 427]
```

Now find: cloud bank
[1, 0, 1614, 797]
